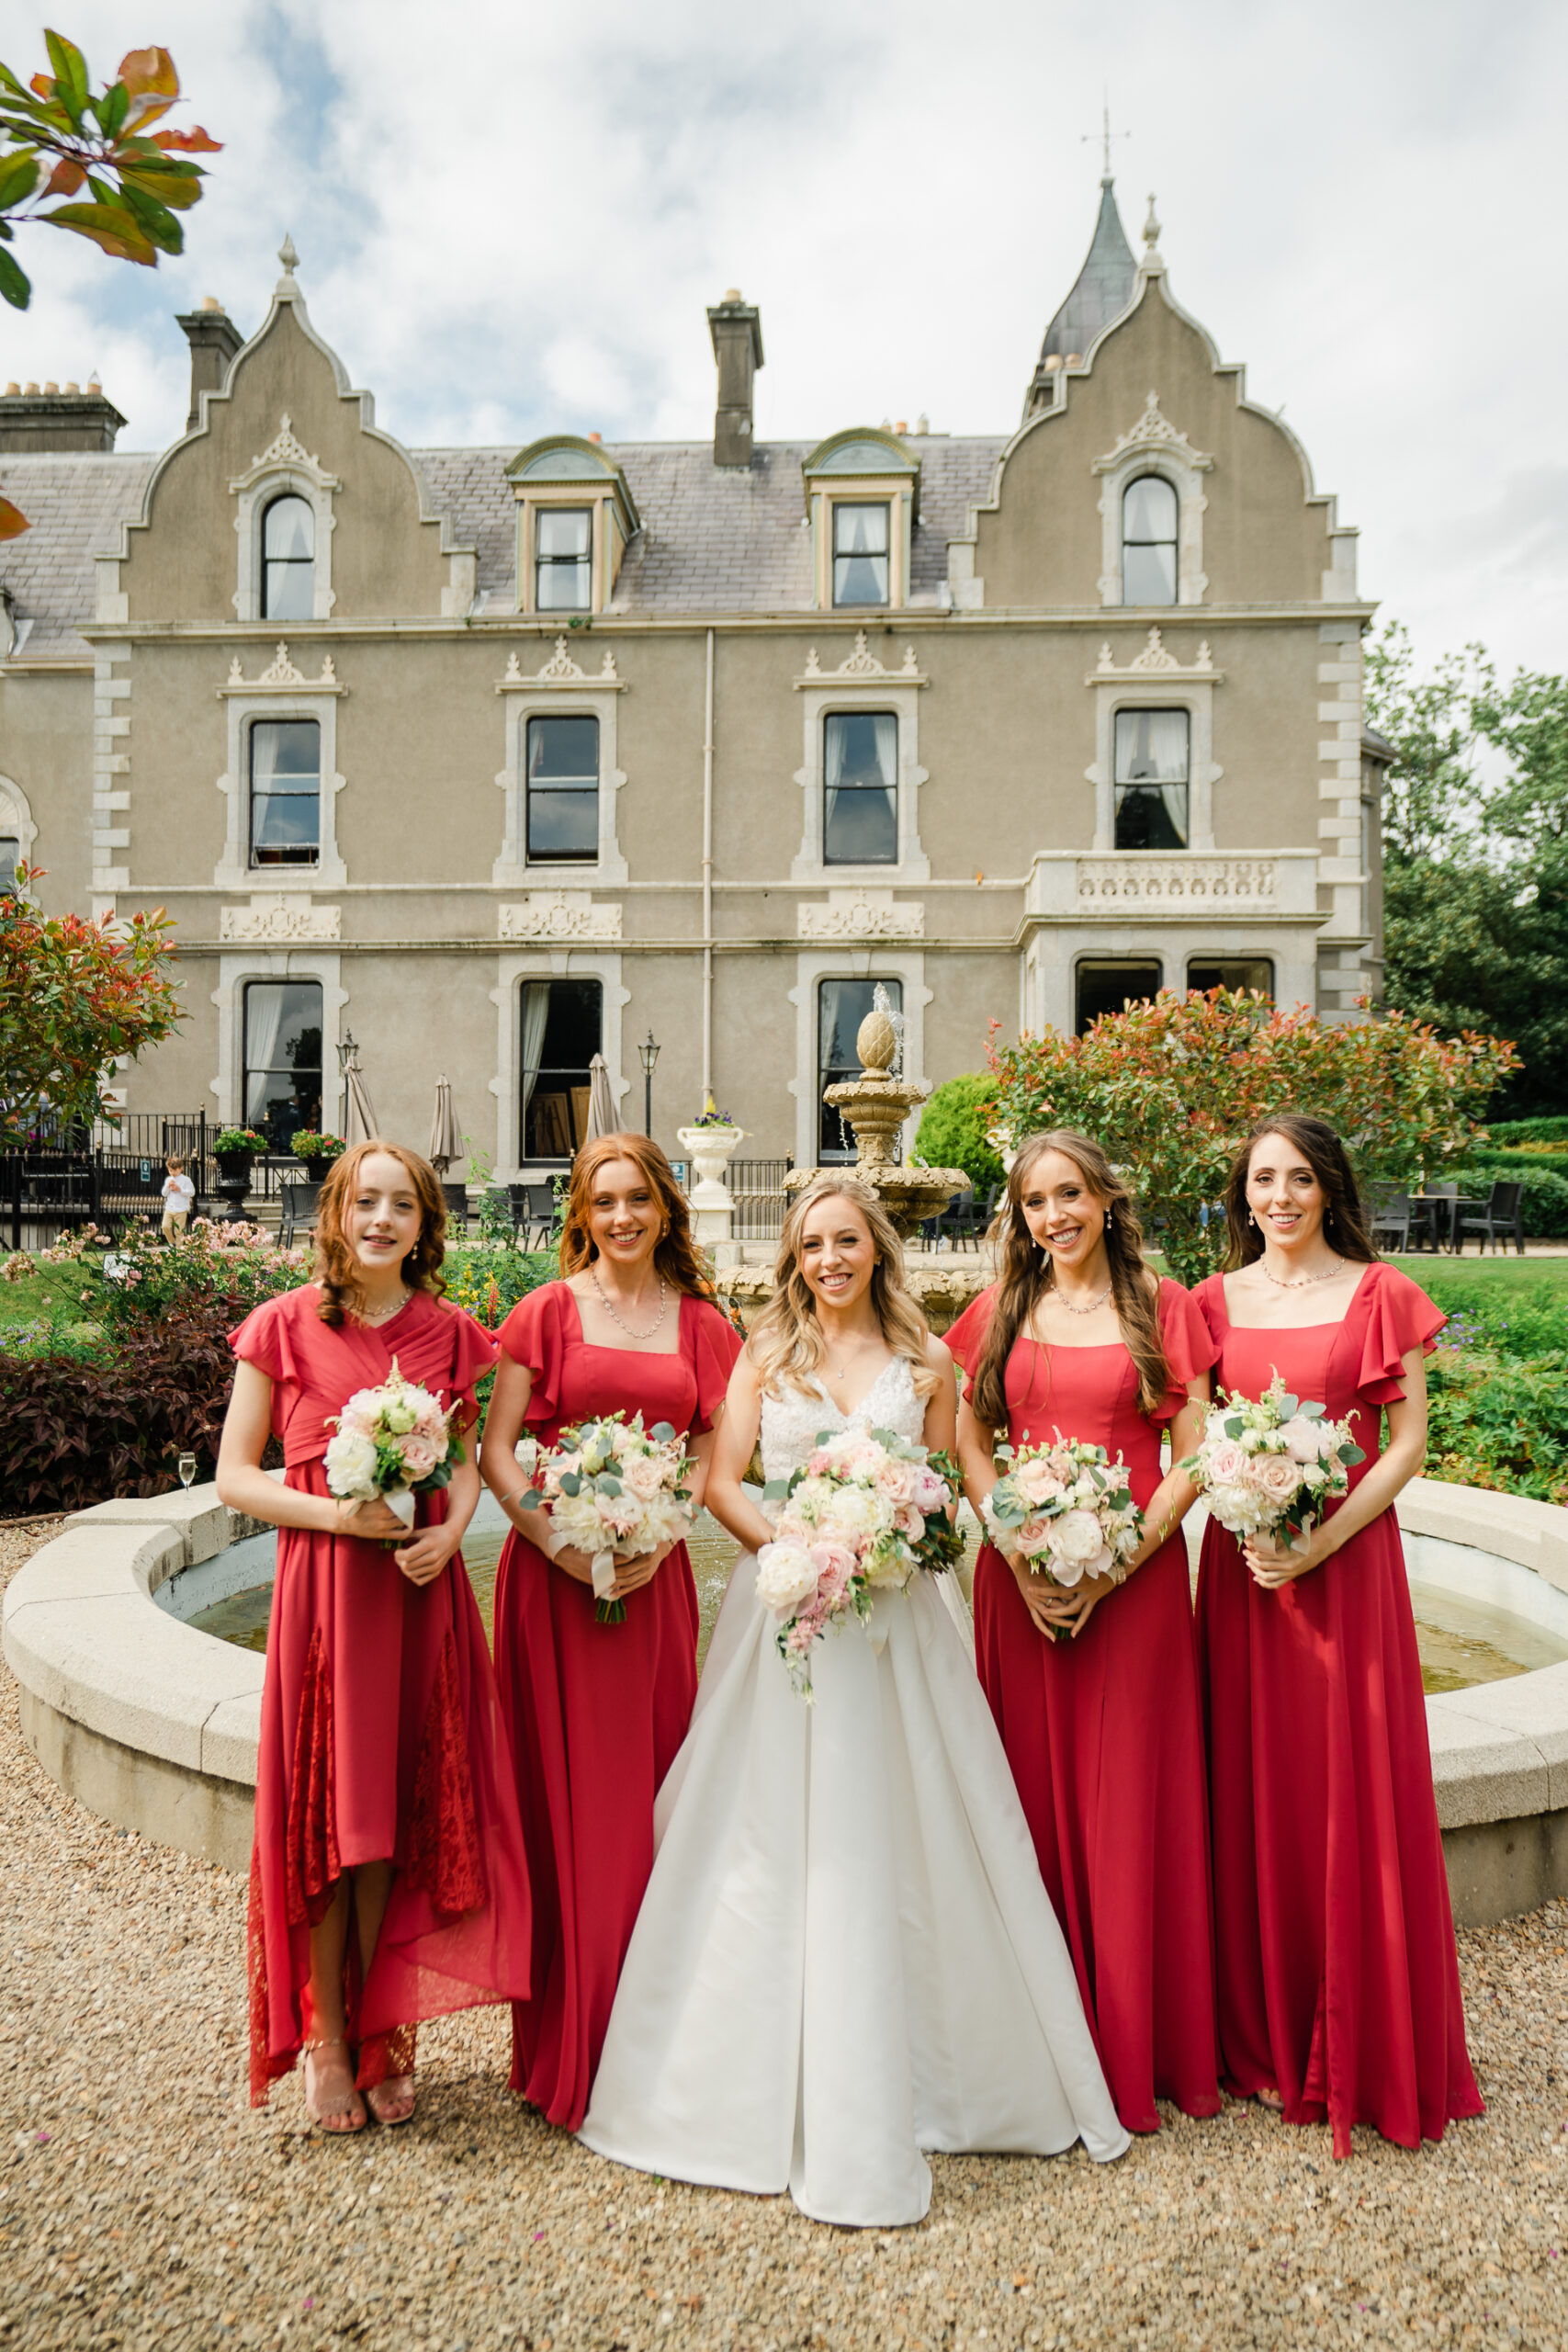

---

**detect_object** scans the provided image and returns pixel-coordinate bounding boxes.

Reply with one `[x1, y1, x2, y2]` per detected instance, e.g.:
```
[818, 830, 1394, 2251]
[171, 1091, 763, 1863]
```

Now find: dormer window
[507, 437, 640, 616]
[1121, 475, 1179, 605]
[832, 503, 889, 607]
[261, 494, 315, 620]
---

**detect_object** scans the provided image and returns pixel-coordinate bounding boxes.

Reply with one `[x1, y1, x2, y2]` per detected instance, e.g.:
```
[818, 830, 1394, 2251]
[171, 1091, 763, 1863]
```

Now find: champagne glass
[177, 1452, 197, 1491]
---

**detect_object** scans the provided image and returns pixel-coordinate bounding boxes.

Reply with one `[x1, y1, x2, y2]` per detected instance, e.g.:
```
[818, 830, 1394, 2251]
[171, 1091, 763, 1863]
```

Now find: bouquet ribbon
[589, 1547, 618, 1603]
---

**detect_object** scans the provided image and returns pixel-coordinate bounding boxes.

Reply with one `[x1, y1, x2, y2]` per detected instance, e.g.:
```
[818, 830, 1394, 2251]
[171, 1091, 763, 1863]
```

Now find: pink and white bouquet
[756, 1426, 964, 1697]
[1182, 1374, 1365, 1547]
[513, 1411, 695, 1623]
[983, 1433, 1145, 1622]
[324, 1359, 460, 1539]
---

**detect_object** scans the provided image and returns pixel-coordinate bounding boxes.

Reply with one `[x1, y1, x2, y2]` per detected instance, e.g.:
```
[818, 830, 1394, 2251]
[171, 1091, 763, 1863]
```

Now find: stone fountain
[783, 989, 969, 1238]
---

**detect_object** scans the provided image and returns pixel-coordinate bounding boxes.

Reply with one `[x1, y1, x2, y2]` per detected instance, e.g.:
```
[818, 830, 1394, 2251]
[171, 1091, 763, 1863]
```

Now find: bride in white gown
[580, 1176, 1129, 2226]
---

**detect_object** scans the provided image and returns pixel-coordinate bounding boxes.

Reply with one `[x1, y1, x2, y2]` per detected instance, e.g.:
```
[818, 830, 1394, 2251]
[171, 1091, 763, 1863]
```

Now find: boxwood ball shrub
[914, 1074, 1004, 1199]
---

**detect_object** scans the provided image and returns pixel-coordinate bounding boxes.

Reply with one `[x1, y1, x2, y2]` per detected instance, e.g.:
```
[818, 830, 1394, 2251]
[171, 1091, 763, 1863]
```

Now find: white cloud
[2, 0, 1562, 673]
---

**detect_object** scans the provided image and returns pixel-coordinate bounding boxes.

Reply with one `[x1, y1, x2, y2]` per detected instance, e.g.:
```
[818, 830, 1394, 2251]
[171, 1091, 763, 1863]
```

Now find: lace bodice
[760, 1354, 926, 1483]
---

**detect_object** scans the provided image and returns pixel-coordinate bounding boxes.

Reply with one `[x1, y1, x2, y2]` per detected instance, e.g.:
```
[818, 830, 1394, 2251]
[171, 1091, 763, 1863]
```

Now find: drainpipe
[702, 627, 716, 1101]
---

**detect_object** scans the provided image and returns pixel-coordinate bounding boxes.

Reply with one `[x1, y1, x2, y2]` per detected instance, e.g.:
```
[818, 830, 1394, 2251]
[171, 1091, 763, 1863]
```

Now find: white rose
[324, 1427, 378, 1498]
[1052, 1510, 1106, 1566]
[755, 1542, 820, 1615]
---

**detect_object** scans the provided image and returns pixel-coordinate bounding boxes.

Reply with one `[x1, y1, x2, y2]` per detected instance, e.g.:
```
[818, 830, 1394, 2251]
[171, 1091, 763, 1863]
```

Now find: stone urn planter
[677, 1122, 747, 1247]
[211, 1149, 256, 1227]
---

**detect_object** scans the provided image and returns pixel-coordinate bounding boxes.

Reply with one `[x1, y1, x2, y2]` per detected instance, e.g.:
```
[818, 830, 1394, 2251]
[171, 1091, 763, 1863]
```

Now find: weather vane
[1082, 92, 1130, 182]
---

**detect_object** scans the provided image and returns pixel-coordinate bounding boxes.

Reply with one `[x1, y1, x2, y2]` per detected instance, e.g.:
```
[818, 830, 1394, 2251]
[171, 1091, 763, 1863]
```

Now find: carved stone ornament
[1076, 857, 1275, 904]
[1092, 629, 1215, 678]
[1090, 391, 1213, 476]
[220, 893, 342, 942]
[499, 638, 621, 690]
[252, 413, 318, 471]
[798, 890, 925, 940]
[798, 633, 925, 687]
[499, 891, 622, 941]
[220, 643, 344, 695]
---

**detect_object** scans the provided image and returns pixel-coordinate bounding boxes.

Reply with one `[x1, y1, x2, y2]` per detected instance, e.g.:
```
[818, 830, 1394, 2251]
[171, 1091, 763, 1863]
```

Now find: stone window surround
[214, 674, 346, 891]
[792, 641, 929, 883]
[490, 947, 630, 1180]
[0, 772, 38, 869]
[1084, 640, 1224, 854]
[809, 485, 913, 613]
[210, 949, 346, 1133]
[514, 492, 631, 617]
[1091, 394, 1213, 609]
[786, 945, 929, 1172]
[1021, 926, 1315, 1041]
[494, 658, 628, 887]
[229, 419, 342, 624]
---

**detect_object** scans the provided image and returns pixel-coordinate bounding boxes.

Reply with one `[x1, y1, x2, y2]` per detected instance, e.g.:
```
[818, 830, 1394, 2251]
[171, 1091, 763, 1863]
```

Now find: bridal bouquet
[512, 1411, 695, 1623]
[756, 1426, 964, 1697]
[324, 1360, 460, 1540]
[1182, 1375, 1364, 1547]
[983, 1433, 1145, 1624]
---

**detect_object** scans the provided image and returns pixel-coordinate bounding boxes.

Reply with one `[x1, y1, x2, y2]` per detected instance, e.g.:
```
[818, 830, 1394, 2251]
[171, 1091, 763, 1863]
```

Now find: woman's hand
[1032, 1564, 1117, 1639]
[608, 1540, 675, 1599]
[1244, 1522, 1333, 1589]
[389, 1515, 465, 1588]
[335, 1495, 415, 1545]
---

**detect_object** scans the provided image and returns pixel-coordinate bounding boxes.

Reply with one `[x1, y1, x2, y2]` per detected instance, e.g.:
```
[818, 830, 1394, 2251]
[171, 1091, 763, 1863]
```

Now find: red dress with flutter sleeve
[491, 1282, 742, 2130]
[948, 1278, 1222, 2133]
[1192, 1262, 1483, 2156]
[233, 1286, 533, 2107]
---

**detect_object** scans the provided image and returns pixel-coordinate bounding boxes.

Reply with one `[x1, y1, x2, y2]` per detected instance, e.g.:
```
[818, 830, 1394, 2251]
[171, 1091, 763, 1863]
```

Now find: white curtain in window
[871, 713, 897, 789]
[243, 985, 288, 1125]
[520, 980, 550, 1124]
[1116, 709, 1189, 841]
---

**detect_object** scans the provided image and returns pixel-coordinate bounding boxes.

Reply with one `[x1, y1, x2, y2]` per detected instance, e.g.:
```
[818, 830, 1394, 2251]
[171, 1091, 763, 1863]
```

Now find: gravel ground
[3, 1520, 1566, 2352]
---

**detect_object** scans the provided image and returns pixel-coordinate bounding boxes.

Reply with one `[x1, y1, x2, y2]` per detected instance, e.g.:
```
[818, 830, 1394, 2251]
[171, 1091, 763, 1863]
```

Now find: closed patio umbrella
[585, 1053, 616, 1143]
[428, 1074, 461, 1174]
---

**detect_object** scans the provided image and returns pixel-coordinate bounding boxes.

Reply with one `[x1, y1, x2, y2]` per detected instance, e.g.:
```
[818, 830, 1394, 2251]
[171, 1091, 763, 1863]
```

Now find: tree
[985, 987, 1517, 1285]
[1363, 621, 1492, 863]
[0, 865, 182, 1148]
[0, 33, 220, 540]
[914, 1074, 1004, 1197]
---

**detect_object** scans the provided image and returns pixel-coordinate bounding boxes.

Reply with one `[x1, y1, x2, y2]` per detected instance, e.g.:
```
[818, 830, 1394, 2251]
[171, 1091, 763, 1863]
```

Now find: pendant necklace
[1261, 1253, 1345, 1291]
[360, 1284, 412, 1326]
[591, 1265, 667, 1341]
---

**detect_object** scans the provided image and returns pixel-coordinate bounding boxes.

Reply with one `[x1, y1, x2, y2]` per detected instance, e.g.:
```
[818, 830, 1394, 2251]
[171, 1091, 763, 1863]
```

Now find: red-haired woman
[951, 1131, 1222, 2135]
[218, 1143, 532, 2133]
[479, 1133, 741, 2130]
[1193, 1114, 1482, 2156]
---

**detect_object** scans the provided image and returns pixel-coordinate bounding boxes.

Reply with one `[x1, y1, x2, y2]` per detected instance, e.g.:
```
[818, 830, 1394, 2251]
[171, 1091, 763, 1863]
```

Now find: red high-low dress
[235, 1285, 533, 2106]
[492, 1283, 742, 2130]
[1192, 1263, 1483, 2156]
[947, 1279, 1222, 2133]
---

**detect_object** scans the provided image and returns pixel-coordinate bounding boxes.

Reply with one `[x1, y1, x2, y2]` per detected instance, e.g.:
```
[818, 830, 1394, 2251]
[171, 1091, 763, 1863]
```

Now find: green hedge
[1485, 1115, 1568, 1148]
[914, 1075, 1003, 1199]
[1451, 1157, 1568, 1238]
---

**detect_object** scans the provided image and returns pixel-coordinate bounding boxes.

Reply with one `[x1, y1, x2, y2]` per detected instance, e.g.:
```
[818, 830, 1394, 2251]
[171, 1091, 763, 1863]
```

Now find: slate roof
[1036, 177, 1136, 366]
[0, 433, 1009, 658]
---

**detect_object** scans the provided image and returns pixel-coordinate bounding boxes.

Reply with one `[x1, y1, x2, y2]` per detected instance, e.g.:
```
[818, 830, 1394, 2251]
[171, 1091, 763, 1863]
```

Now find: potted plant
[676, 1100, 747, 1246]
[290, 1128, 345, 1168]
[213, 1125, 267, 1178]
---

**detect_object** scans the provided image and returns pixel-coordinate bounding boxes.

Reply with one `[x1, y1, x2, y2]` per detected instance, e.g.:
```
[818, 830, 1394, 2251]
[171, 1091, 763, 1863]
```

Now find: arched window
[1122, 474, 1178, 605]
[261, 494, 314, 621]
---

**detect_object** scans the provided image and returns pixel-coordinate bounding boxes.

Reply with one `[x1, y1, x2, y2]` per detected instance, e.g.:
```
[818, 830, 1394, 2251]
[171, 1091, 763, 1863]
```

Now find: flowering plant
[290, 1129, 344, 1163]
[1182, 1374, 1365, 1546]
[512, 1410, 695, 1623]
[687, 1106, 739, 1130]
[983, 1433, 1144, 1629]
[756, 1426, 964, 1696]
[213, 1126, 267, 1156]
[324, 1359, 461, 1539]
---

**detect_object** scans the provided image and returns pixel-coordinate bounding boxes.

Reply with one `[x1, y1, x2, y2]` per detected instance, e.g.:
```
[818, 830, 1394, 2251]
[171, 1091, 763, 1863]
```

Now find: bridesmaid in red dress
[1193, 1113, 1483, 2156]
[218, 1143, 532, 2133]
[479, 1133, 741, 2130]
[950, 1130, 1221, 2134]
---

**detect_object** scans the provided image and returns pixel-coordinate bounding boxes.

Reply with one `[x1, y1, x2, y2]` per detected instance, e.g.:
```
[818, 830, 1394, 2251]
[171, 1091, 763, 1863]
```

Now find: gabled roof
[1035, 177, 1137, 368]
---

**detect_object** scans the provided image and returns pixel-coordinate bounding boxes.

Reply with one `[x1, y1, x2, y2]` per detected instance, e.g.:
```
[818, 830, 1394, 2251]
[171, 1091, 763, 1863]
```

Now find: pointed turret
[1025, 177, 1137, 416]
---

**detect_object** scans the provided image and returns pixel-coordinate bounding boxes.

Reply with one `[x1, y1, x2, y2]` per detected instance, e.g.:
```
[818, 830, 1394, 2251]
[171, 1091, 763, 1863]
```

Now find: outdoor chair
[277, 1182, 322, 1250]
[521, 1182, 558, 1249]
[1457, 1181, 1526, 1256]
[1368, 1190, 1411, 1253]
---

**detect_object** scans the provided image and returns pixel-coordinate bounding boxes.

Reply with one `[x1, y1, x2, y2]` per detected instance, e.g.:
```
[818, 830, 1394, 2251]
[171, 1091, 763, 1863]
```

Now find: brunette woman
[479, 1134, 741, 2131]
[950, 1131, 1221, 2135]
[1193, 1114, 1483, 2155]
[217, 1143, 532, 2133]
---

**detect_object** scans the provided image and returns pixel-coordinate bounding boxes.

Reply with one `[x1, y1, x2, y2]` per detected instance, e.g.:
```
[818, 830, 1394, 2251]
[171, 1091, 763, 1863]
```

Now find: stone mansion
[0, 177, 1382, 1177]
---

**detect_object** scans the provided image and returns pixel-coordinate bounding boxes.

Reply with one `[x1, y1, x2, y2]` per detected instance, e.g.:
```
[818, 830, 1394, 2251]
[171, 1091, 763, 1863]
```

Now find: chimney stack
[0, 381, 125, 453]
[176, 296, 243, 433]
[706, 288, 764, 469]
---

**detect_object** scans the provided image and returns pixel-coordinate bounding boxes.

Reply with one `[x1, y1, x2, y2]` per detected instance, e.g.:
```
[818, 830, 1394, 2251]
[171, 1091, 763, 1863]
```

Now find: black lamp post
[637, 1030, 660, 1137]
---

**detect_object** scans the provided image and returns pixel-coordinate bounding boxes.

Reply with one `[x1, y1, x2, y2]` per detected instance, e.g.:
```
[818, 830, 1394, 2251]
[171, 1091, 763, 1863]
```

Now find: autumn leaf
[42, 198, 157, 264]
[152, 124, 220, 153]
[42, 154, 84, 197]
[0, 494, 30, 539]
[116, 45, 179, 99]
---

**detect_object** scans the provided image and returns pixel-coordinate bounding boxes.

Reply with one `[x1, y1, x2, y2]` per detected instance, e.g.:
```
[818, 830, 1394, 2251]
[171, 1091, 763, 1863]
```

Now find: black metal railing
[727, 1157, 792, 1241]
[3, 1110, 216, 1250]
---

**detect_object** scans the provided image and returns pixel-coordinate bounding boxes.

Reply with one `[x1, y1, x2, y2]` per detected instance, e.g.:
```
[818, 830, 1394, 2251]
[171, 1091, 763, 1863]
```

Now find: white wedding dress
[579, 1359, 1130, 2226]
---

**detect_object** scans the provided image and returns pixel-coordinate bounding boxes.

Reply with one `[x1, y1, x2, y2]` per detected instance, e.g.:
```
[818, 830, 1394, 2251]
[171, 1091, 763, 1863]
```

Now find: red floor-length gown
[235, 1285, 533, 2106]
[1192, 1263, 1483, 2156]
[492, 1283, 742, 2129]
[947, 1279, 1222, 2133]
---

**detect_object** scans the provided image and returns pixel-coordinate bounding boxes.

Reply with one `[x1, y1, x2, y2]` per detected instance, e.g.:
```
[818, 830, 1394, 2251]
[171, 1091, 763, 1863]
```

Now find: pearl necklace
[358, 1284, 412, 1326]
[1050, 1280, 1113, 1317]
[1260, 1252, 1345, 1291]
[591, 1265, 667, 1342]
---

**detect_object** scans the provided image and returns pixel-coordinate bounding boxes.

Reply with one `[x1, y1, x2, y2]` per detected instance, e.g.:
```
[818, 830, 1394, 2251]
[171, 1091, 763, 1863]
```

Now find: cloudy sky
[6, 0, 1563, 675]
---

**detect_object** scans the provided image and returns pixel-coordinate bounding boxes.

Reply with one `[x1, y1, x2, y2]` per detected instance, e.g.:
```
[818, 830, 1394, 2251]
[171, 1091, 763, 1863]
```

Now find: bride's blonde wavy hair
[748, 1174, 940, 1402]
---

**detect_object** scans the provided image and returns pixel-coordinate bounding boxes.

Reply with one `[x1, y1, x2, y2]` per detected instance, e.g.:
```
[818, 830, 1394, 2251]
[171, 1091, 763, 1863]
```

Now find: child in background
[160, 1155, 196, 1240]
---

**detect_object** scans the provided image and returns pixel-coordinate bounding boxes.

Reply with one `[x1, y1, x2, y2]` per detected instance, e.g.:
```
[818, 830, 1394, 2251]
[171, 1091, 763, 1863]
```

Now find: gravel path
[3, 1521, 1565, 2352]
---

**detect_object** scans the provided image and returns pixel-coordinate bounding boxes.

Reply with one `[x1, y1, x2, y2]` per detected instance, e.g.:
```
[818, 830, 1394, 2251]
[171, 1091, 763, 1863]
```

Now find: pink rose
[622, 1453, 666, 1501]
[1253, 1453, 1302, 1504]
[1017, 1458, 1067, 1507]
[912, 1466, 949, 1511]
[399, 1434, 440, 1480]
[1205, 1439, 1247, 1487]
[1279, 1417, 1323, 1464]
[1013, 1514, 1054, 1555]
[897, 1504, 924, 1540]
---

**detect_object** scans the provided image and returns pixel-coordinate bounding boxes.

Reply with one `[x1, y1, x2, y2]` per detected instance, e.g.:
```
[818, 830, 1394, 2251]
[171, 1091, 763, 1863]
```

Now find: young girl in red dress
[479, 1134, 741, 2131]
[218, 1142, 532, 2133]
[1193, 1114, 1483, 2156]
[950, 1130, 1222, 2134]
